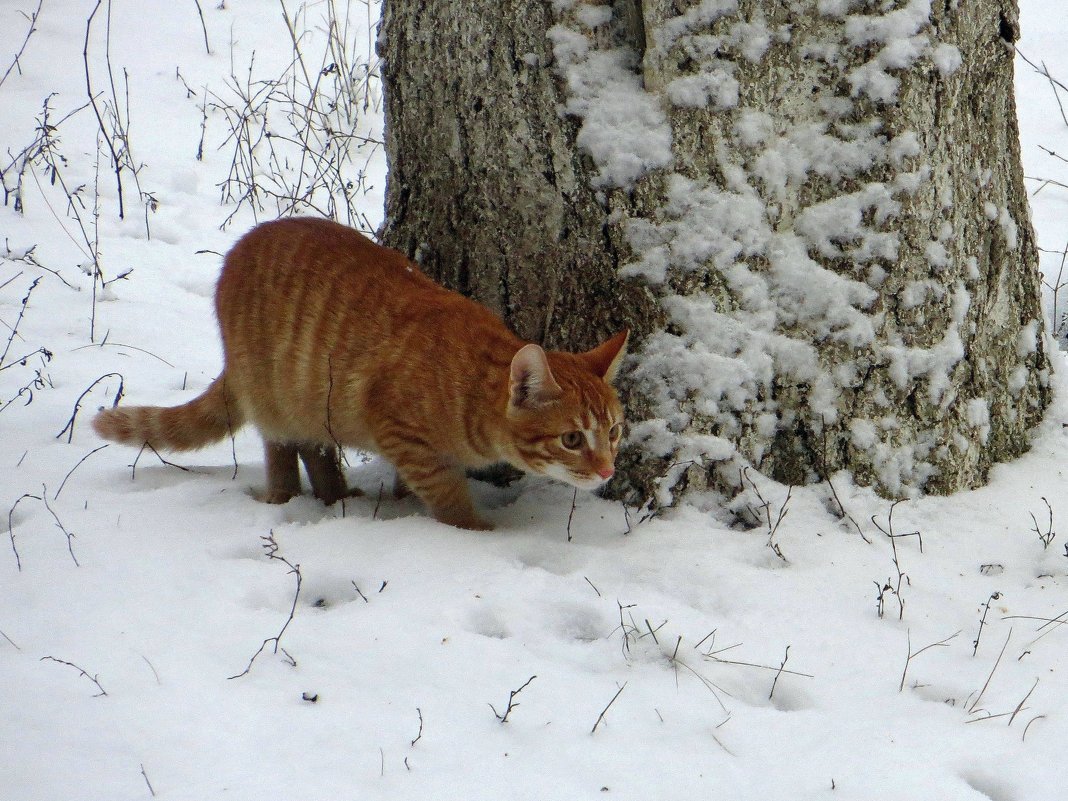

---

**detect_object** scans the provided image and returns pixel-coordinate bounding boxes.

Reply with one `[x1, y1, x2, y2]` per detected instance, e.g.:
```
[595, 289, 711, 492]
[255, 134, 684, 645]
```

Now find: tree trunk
[380, 0, 1051, 507]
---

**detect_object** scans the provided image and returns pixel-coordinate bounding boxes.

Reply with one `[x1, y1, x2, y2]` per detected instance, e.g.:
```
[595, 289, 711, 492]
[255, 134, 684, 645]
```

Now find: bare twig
[703, 649, 813, 680]
[191, 0, 211, 54]
[900, 630, 960, 692]
[665, 647, 731, 711]
[6, 488, 77, 569]
[410, 707, 423, 746]
[209, 0, 382, 229]
[2, 242, 76, 289]
[1040, 238, 1068, 339]
[0, 277, 40, 370]
[55, 372, 125, 442]
[591, 682, 627, 734]
[41, 489, 78, 566]
[228, 532, 302, 679]
[0, 628, 21, 650]
[0, 362, 51, 414]
[816, 416, 870, 543]
[0, 268, 20, 293]
[84, 0, 125, 219]
[372, 481, 384, 519]
[769, 645, 791, 700]
[131, 442, 193, 479]
[973, 592, 1002, 657]
[140, 763, 156, 797]
[141, 654, 160, 684]
[1022, 715, 1046, 742]
[7, 492, 39, 570]
[1007, 678, 1040, 728]
[614, 601, 639, 657]
[489, 674, 537, 723]
[740, 468, 791, 562]
[72, 339, 175, 367]
[566, 487, 578, 542]
[1029, 497, 1055, 549]
[871, 500, 921, 621]
[0, 0, 45, 90]
[41, 655, 106, 696]
[968, 628, 1012, 714]
[54, 444, 109, 500]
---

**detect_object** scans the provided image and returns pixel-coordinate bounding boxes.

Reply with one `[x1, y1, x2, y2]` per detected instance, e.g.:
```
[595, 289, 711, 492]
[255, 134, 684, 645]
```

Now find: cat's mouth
[569, 474, 610, 490]
[536, 462, 611, 491]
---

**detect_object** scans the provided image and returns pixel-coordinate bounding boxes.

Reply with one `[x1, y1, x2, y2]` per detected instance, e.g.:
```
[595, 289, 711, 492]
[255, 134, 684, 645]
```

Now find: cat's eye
[609, 423, 622, 442]
[560, 431, 584, 450]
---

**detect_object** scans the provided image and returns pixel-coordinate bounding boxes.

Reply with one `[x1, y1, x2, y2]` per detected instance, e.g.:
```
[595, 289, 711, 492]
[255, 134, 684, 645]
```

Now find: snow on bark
[380, 0, 1049, 507]
[548, 0, 1049, 503]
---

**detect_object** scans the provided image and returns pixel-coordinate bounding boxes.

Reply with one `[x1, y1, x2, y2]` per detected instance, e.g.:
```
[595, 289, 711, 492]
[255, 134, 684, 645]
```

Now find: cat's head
[504, 331, 628, 490]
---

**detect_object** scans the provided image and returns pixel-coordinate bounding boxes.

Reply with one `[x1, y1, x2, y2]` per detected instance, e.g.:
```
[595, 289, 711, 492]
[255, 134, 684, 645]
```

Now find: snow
[1, 2, 1068, 801]
[547, 23, 674, 188]
[557, 1, 1051, 498]
[931, 42, 964, 77]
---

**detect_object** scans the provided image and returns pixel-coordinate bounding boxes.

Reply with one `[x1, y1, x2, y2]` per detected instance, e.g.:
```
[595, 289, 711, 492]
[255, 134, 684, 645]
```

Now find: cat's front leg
[372, 422, 494, 530]
[406, 462, 493, 530]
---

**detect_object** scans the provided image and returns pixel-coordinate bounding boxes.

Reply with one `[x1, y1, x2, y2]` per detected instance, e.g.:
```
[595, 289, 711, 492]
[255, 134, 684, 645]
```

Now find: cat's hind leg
[298, 444, 361, 505]
[260, 441, 302, 504]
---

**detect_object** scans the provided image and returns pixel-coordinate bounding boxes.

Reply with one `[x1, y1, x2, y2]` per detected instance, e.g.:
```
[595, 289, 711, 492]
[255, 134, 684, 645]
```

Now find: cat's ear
[509, 344, 563, 411]
[583, 330, 629, 383]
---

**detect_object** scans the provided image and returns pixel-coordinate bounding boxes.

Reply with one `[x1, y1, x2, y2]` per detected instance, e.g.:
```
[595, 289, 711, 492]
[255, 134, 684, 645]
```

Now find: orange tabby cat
[92, 217, 628, 530]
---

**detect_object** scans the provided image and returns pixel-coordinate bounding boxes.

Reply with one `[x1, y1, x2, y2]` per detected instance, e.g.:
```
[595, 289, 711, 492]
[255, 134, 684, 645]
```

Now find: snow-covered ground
[2, 2, 1067, 799]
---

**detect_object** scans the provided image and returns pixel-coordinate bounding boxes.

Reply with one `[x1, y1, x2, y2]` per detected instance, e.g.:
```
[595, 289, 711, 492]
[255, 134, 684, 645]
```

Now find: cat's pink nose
[597, 466, 614, 480]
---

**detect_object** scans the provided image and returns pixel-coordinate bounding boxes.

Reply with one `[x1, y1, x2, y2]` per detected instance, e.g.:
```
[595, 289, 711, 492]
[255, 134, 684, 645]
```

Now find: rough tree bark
[380, 0, 1051, 508]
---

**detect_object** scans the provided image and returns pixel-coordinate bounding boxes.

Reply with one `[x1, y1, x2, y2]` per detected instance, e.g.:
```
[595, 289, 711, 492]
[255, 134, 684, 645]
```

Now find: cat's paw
[315, 485, 364, 505]
[438, 513, 495, 531]
[254, 488, 300, 505]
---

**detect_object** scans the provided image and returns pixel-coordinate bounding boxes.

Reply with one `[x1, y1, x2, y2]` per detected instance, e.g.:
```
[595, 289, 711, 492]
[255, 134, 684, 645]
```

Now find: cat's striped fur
[93, 217, 628, 530]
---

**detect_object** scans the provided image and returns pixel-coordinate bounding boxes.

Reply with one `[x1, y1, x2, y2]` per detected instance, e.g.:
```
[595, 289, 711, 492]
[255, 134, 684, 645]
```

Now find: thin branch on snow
[740, 468, 790, 562]
[769, 645, 791, 701]
[6, 487, 78, 569]
[0, 629, 21, 651]
[566, 487, 578, 542]
[871, 500, 921, 621]
[0, 0, 44, 91]
[40, 655, 106, 696]
[55, 372, 125, 443]
[130, 442, 194, 480]
[1029, 497, 1056, 549]
[590, 681, 627, 734]
[972, 592, 1002, 657]
[56, 446, 107, 502]
[228, 531, 302, 679]
[489, 674, 537, 724]
[139, 763, 156, 796]
[410, 707, 423, 747]
[816, 417, 870, 543]
[968, 628, 1012, 715]
[899, 630, 960, 692]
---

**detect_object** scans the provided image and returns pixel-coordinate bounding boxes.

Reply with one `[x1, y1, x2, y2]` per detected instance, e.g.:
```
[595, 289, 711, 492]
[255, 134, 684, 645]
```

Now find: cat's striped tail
[92, 375, 243, 451]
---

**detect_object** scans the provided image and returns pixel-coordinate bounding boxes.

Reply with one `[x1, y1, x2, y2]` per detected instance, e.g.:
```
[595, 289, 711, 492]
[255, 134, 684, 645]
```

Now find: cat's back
[215, 217, 458, 352]
[217, 217, 435, 304]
